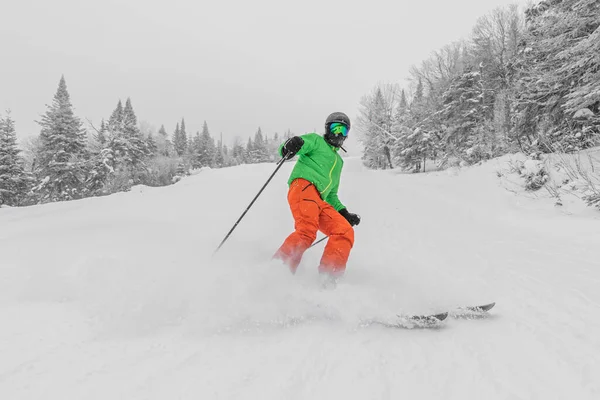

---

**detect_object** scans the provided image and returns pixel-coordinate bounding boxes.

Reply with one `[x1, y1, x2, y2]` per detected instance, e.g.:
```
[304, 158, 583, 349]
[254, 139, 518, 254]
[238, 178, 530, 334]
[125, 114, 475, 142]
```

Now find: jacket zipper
[320, 153, 338, 196]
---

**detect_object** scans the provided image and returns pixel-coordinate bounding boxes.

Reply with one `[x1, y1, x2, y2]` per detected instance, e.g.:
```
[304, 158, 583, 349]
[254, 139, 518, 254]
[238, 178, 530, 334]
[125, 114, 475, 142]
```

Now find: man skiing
[273, 112, 360, 281]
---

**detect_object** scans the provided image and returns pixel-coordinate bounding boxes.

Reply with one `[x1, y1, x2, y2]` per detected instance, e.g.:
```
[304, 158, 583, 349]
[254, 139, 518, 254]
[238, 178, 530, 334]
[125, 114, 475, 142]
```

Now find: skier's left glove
[339, 208, 361, 226]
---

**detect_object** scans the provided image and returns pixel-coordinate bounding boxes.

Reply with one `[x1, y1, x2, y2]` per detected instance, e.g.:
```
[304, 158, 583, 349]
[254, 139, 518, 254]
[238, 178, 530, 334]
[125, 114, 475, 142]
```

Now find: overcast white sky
[1, 0, 531, 148]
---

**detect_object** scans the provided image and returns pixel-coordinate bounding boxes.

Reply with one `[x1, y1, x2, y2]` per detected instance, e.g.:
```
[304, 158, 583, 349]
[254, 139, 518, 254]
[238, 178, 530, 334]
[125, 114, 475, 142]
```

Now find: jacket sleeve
[278, 133, 319, 157]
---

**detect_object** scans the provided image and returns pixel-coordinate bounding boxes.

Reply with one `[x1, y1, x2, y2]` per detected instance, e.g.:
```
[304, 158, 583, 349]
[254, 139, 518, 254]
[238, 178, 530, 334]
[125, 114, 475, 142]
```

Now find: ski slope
[1, 155, 599, 399]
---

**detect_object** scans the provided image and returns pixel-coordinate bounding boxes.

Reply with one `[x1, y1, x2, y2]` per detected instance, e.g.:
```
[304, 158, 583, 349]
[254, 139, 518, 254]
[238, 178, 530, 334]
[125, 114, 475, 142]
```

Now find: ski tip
[476, 302, 496, 312]
[461, 302, 495, 313]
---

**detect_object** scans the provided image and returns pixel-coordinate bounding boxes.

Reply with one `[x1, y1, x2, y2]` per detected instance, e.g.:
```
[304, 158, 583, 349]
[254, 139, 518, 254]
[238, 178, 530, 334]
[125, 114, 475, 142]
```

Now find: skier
[273, 112, 360, 283]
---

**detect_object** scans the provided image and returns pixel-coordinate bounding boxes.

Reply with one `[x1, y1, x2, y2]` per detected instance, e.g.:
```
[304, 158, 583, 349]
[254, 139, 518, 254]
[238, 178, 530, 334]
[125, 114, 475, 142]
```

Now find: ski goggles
[329, 122, 349, 137]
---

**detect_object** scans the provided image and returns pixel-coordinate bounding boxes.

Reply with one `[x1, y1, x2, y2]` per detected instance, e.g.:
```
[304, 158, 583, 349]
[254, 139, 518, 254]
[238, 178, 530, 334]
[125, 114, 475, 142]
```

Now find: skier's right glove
[339, 208, 361, 226]
[281, 136, 304, 158]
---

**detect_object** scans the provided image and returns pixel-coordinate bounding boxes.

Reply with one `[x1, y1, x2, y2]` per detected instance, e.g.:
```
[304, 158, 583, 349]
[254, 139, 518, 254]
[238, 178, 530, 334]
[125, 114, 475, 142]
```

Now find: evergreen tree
[358, 87, 394, 169]
[173, 118, 188, 156]
[108, 100, 124, 132]
[147, 133, 157, 157]
[231, 137, 245, 165]
[157, 124, 169, 156]
[399, 90, 408, 111]
[122, 98, 138, 137]
[414, 79, 424, 104]
[246, 137, 254, 163]
[173, 122, 183, 156]
[191, 131, 202, 168]
[215, 134, 225, 168]
[514, 0, 600, 152]
[180, 118, 188, 154]
[0, 112, 30, 206]
[393, 80, 442, 172]
[100, 98, 150, 186]
[198, 121, 215, 167]
[122, 97, 150, 169]
[34, 75, 87, 202]
[103, 100, 125, 170]
[84, 147, 114, 197]
[251, 127, 269, 162]
[390, 94, 414, 169]
[470, 5, 524, 141]
[438, 69, 488, 155]
[96, 120, 107, 146]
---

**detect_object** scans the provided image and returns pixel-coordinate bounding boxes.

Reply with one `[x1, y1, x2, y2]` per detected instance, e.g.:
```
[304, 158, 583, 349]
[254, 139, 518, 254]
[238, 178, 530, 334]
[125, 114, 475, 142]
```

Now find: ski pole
[310, 222, 359, 249]
[214, 154, 291, 254]
[310, 236, 328, 248]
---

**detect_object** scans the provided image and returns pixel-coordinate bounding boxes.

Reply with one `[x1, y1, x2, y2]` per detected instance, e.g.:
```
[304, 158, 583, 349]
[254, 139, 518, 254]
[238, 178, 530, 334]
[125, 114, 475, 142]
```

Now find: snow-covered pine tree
[231, 137, 245, 165]
[122, 98, 150, 171]
[414, 79, 424, 104]
[404, 79, 436, 172]
[172, 122, 181, 156]
[191, 131, 202, 169]
[195, 121, 216, 167]
[34, 75, 88, 202]
[357, 86, 395, 169]
[147, 133, 157, 157]
[96, 119, 107, 146]
[437, 68, 489, 161]
[104, 100, 126, 167]
[251, 127, 269, 162]
[173, 118, 188, 156]
[214, 134, 225, 168]
[84, 117, 115, 196]
[108, 100, 124, 133]
[157, 124, 169, 156]
[245, 137, 254, 163]
[0, 112, 31, 206]
[391, 90, 418, 170]
[558, 0, 600, 146]
[515, 0, 600, 152]
[122, 98, 137, 135]
[97, 98, 151, 189]
[84, 147, 114, 196]
[470, 4, 524, 143]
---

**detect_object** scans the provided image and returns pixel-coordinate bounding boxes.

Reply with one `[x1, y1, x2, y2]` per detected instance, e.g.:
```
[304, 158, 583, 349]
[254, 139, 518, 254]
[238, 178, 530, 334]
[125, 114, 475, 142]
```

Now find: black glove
[281, 136, 304, 158]
[339, 208, 361, 226]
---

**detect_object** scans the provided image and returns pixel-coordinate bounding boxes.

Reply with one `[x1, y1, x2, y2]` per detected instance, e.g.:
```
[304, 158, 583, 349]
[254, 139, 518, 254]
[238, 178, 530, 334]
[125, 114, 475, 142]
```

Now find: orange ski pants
[274, 178, 354, 275]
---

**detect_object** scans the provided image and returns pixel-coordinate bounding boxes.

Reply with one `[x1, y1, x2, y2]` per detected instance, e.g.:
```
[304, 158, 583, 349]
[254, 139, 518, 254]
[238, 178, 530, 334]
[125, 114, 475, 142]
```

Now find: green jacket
[278, 133, 345, 211]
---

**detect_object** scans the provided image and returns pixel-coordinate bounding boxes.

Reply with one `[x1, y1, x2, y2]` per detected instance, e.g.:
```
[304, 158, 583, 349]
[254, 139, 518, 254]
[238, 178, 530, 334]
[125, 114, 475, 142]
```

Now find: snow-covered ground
[1, 155, 599, 399]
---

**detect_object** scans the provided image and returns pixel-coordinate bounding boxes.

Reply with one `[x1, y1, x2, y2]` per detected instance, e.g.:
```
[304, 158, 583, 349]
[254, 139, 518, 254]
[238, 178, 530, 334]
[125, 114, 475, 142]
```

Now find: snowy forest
[0, 77, 292, 207]
[357, 0, 599, 173]
[2, 0, 599, 208]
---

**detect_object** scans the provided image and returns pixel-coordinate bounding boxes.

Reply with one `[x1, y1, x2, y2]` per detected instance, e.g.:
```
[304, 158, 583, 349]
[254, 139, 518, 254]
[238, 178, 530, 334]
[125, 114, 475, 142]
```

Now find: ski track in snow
[1, 156, 599, 399]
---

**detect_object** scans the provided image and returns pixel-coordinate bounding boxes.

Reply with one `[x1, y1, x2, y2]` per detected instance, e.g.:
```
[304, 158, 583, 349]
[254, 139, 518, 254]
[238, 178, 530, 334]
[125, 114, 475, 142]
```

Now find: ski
[274, 303, 496, 330]
[404, 311, 449, 328]
[369, 302, 495, 330]
[366, 311, 449, 330]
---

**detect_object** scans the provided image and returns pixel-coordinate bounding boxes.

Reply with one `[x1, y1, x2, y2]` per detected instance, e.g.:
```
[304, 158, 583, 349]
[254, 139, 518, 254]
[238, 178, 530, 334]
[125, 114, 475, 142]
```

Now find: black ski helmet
[324, 112, 351, 148]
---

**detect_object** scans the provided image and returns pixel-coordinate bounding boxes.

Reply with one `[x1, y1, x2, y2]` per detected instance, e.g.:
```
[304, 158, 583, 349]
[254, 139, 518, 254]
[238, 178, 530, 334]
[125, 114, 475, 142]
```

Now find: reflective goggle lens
[330, 122, 349, 137]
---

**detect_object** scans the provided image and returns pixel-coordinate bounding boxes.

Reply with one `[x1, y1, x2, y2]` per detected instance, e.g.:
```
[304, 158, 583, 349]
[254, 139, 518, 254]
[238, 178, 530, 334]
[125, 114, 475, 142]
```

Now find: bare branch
[86, 118, 101, 135]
